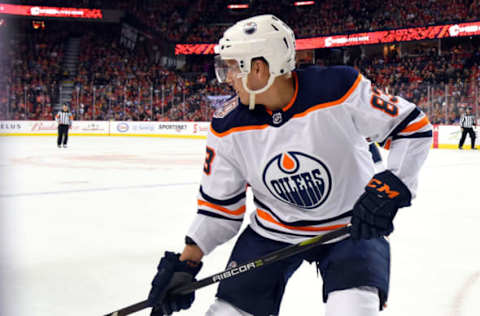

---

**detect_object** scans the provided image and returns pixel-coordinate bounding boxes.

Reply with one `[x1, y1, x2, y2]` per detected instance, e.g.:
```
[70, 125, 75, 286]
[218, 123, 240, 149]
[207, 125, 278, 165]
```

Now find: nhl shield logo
[262, 152, 332, 209]
[272, 112, 283, 125]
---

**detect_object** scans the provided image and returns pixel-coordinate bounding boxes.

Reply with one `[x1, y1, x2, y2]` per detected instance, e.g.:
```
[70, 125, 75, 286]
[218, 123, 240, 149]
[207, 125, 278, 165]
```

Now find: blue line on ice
[0, 182, 198, 198]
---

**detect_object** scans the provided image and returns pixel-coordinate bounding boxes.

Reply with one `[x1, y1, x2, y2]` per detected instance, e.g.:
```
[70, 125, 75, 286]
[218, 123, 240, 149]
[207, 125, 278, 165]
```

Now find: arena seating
[1, 0, 479, 122]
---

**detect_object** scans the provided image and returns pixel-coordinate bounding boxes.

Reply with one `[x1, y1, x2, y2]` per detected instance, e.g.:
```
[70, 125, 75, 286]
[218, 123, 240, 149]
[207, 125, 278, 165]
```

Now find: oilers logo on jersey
[262, 152, 332, 209]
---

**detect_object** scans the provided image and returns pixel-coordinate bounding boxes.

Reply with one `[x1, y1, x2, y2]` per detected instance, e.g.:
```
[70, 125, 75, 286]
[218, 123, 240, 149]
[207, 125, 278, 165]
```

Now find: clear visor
[214, 56, 242, 83]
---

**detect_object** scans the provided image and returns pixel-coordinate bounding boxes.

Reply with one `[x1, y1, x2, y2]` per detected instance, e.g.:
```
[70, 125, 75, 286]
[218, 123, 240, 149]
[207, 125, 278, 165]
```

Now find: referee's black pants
[459, 127, 476, 149]
[57, 124, 70, 146]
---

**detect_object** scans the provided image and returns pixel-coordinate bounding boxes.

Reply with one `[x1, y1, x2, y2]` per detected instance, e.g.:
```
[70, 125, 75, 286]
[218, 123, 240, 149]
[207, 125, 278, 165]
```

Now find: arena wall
[0, 121, 210, 139]
[0, 121, 477, 149]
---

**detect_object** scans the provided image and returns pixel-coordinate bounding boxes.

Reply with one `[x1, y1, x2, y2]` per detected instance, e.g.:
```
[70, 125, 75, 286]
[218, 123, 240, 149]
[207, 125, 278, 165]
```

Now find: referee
[55, 103, 73, 148]
[458, 107, 476, 150]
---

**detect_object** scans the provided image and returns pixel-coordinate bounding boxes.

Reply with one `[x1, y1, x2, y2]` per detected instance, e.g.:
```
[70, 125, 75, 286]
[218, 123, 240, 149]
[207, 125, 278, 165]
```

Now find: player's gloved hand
[351, 170, 412, 240]
[147, 251, 202, 316]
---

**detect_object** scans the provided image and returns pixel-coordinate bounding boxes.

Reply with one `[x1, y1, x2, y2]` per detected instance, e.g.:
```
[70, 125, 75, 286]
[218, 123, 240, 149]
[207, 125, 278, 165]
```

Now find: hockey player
[147, 15, 432, 316]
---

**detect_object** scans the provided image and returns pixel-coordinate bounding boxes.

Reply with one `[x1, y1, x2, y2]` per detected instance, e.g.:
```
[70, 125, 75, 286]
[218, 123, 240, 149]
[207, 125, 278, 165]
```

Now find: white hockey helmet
[214, 14, 296, 109]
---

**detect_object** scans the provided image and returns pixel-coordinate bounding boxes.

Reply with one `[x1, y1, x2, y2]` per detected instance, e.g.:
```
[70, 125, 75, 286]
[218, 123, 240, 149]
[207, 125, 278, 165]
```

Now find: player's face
[215, 58, 270, 105]
[225, 60, 270, 105]
[218, 59, 249, 103]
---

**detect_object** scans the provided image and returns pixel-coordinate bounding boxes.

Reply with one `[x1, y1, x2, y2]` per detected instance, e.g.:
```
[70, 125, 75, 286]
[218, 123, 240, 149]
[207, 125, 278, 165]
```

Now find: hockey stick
[103, 224, 351, 316]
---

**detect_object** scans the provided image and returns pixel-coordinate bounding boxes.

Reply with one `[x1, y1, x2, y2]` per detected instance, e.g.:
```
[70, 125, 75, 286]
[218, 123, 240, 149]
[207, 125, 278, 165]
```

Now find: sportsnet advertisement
[111, 121, 209, 137]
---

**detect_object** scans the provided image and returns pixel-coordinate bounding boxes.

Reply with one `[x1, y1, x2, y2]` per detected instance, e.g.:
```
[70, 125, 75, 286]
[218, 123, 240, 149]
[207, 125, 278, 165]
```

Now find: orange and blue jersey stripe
[379, 108, 432, 149]
[197, 186, 246, 221]
[253, 196, 351, 237]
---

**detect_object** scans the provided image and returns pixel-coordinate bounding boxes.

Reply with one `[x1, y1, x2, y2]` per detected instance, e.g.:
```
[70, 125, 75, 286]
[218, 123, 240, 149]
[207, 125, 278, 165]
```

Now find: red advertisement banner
[227, 4, 249, 9]
[0, 3, 103, 19]
[294, 1, 315, 6]
[175, 43, 216, 55]
[175, 21, 480, 55]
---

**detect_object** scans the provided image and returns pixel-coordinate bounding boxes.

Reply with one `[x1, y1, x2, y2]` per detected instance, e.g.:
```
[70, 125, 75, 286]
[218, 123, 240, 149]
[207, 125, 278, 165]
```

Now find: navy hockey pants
[216, 226, 390, 316]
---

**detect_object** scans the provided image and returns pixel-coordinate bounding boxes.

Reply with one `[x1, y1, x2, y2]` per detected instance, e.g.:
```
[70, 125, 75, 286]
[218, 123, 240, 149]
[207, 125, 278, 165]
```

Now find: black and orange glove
[351, 170, 411, 240]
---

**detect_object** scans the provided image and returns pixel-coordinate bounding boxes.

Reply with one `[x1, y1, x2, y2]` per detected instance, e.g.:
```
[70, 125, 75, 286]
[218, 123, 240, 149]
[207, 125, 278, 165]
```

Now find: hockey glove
[351, 170, 412, 240]
[147, 251, 202, 316]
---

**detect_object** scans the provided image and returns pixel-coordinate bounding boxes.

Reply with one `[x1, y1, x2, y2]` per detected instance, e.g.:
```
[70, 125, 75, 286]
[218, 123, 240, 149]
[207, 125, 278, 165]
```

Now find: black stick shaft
[172, 224, 350, 295]
[103, 300, 149, 316]
[103, 225, 350, 316]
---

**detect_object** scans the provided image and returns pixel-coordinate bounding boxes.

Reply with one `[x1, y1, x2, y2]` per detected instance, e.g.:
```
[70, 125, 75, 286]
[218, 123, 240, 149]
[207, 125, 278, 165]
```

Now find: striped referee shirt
[56, 111, 73, 126]
[460, 114, 476, 128]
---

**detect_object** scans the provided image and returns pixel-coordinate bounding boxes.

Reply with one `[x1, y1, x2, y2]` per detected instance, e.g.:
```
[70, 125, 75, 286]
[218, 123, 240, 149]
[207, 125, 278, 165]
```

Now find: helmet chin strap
[241, 75, 276, 110]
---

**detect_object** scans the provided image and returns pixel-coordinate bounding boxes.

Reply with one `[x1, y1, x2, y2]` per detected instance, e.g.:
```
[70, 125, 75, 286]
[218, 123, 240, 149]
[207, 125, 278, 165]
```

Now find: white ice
[0, 136, 479, 316]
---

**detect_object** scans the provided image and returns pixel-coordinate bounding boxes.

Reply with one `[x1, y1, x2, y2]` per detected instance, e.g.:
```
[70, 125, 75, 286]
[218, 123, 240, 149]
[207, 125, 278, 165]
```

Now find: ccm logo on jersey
[262, 152, 332, 209]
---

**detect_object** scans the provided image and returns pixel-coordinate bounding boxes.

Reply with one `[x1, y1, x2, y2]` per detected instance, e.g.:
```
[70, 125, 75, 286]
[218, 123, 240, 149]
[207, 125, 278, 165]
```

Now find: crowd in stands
[129, 1, 194, 43]
[134, 0, 480, 43]
[1, 1, 479, 123]
[0, 21, 232, 122]
[69, 30, 231, 122]
[0, 27, 65, 121]
[7, 0, 480, 44]
[1, 31, 478, 123]
[354, 40, 480, 124]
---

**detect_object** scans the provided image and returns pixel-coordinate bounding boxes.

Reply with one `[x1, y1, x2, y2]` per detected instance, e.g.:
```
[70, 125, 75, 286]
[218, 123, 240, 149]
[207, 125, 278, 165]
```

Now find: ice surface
[0, 136, 478, 316]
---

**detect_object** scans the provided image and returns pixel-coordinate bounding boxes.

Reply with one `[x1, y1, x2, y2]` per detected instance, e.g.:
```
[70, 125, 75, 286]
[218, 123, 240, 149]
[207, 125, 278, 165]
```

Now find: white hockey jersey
[187, 66, 432, 255]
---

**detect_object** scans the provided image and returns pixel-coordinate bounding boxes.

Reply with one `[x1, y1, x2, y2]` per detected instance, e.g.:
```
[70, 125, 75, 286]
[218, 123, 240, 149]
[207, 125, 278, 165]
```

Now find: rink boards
[0, 120, 477, 149]
[0, 120, 210, 139]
